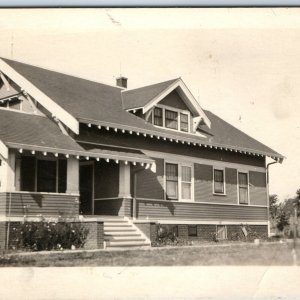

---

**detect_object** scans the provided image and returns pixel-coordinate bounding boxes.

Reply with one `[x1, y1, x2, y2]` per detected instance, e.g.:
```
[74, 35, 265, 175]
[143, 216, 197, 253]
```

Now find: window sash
[165, 109, 178, 130]
[238, 172, 249, 204]
[214, 169, 225, 194]
[165, 163, 193, 201]
[154, 107, 163, 126]
[180, 113, 189, 132]
[166, 163, 178, 200]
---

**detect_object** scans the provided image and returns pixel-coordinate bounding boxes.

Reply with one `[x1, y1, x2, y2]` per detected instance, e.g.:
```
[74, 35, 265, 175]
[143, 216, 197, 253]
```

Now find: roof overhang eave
[5, 142, 155, 164]
[79, 118, 284, 161]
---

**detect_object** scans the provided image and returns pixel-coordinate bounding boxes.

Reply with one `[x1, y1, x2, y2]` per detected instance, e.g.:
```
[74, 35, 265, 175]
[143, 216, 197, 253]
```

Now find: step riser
[103, 219, 150, 249]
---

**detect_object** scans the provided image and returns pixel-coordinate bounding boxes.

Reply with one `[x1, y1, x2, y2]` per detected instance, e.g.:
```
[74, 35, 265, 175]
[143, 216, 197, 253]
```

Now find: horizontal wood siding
[94, 163, 119, 199]
[94, 199, 125, 216]
[249, 171, 267, 206]
[135, 158, 164, 200]
[194, 164, 238, 204]
[136, 199, 268, 221]
[0, 192, 79, 217]
[0, 193, 6, 215]
[123, 198, 132, 217]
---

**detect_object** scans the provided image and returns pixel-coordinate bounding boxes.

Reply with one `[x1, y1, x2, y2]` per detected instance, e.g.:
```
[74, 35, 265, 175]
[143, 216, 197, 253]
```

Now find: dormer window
[150, 105, 191, 133]
[154, 107, 163, 126]
[165, 109, 178, 130]
[180, 113, 189, 132]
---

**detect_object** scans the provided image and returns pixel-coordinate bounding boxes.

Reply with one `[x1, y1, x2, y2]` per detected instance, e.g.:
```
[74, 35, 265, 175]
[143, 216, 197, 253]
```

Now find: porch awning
[78, 143, 155, 165]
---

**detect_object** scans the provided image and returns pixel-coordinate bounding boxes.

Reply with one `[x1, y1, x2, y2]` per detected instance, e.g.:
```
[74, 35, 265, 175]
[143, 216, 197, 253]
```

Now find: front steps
[104, 217, 151, 249]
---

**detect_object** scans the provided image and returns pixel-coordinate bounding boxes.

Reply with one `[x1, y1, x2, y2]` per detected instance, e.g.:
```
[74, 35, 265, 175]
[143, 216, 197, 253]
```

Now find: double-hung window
[165, 162, 193, 201]
[213, 168, 225, 194]
[166, 163, 179, 200]
[181, 165, 192, 200]
[165, 109, 178, 130]
[180, 113, 189, 132]
[154, 107, 163, 126]
[238, 172, 249, 204]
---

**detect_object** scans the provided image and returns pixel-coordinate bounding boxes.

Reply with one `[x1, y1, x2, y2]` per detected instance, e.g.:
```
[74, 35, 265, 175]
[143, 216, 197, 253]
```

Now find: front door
[79, 163, 94, 215]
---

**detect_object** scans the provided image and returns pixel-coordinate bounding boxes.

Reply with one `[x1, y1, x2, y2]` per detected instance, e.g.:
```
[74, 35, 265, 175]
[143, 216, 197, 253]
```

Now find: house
[0, 57, 284, 249]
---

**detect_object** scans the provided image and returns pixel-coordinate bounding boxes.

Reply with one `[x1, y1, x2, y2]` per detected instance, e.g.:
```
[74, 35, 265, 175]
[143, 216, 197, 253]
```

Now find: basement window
[188, 225, 197, 237]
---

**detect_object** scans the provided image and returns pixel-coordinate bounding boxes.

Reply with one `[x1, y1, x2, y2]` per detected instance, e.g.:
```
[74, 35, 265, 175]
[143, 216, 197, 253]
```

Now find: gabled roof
[0, 58, 284, 161]
[0, 109, 83, 154]
[122, 78, 211, 128]
[122, 79, 179, 110]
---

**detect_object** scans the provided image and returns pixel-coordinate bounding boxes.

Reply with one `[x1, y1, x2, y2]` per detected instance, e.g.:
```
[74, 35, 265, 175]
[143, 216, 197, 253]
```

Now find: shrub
[9, 221, 89, 251]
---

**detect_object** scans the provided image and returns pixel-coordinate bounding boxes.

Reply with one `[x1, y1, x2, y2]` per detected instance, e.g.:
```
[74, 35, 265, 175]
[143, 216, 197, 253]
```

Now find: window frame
[20, 155, 67, 194]
[164, 160, 194, 202]
[237, 171, 250, 205]
[151, 104, 191, 133]
[213, 167, 226, 196]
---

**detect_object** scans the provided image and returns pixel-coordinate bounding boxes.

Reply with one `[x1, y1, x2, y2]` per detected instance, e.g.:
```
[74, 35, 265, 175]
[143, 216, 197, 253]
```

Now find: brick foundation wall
[0, 220, 104, 251]
[135, 222, 158, 242]
[157, 223, 268, 242]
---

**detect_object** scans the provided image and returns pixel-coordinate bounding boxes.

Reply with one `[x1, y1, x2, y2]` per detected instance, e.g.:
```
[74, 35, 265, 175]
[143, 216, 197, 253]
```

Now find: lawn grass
[0, 242, 299, 267]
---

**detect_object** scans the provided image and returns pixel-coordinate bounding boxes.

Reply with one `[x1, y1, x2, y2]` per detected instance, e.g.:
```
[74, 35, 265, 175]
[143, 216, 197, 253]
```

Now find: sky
[0, 8, 299, 201]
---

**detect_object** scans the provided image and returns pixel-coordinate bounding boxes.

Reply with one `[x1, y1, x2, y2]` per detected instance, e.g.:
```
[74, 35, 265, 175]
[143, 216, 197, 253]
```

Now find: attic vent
[116, 76, 128, 88]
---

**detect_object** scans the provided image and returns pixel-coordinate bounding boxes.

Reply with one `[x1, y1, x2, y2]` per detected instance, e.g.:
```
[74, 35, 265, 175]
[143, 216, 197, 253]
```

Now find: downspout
[266, 160, 278, 237]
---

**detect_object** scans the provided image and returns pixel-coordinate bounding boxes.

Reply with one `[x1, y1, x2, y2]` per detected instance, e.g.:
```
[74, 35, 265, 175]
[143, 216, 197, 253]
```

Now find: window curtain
[165, 110, 178, 129]
[166, 163, 178, 200]
[238, 172, 248, 204]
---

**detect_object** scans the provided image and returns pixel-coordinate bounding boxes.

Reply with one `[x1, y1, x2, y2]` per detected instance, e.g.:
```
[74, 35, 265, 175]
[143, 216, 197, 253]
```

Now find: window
[181, 165, 192, 200]
[188, 225, 197, 237]
[151, 105, 191, 133]
[166, 163, 178, 200]
[214, 169, 225, 194]
[165, 109, 178, 130]
[165, 162, 193, 201]
[180, 113, 189, 132]
[20, 156, 67, 193]
[154, 107, 163, 126]
[238, 172, 249, 204]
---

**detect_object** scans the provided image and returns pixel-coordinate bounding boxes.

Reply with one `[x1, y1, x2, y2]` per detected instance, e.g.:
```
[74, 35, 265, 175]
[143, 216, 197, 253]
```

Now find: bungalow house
[0, 58, 284, 249]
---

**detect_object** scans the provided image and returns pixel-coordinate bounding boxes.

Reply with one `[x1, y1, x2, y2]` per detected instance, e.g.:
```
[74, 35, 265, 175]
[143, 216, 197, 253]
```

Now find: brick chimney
[116, 76, 128, 88]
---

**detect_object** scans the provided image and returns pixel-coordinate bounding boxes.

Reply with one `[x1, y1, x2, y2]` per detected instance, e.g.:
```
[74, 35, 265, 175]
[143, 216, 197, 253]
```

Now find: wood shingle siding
[136, 199, 268, 221]
[160, 90, 189, 111]
[135, 158, 164, 200]
[0, 192, 79, 217]
[249, 171, 267, 206]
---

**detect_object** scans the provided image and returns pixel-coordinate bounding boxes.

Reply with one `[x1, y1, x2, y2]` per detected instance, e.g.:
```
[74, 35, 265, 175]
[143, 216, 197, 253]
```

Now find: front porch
[0, 148, 155, 219]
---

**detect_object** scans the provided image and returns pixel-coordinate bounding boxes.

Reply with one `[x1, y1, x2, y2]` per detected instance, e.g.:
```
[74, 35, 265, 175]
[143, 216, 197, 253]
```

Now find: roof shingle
[0, 58, 283, 159]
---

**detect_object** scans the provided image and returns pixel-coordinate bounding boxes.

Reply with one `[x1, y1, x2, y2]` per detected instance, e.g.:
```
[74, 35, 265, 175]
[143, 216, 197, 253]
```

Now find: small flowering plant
[9, 220, 89, 251]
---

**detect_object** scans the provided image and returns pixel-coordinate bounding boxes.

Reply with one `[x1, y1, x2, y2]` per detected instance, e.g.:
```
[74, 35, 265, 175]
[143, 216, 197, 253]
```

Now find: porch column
[66, 157, 79, 194]
[5, 150, 16, 192]
[118, 161, 131, 198]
